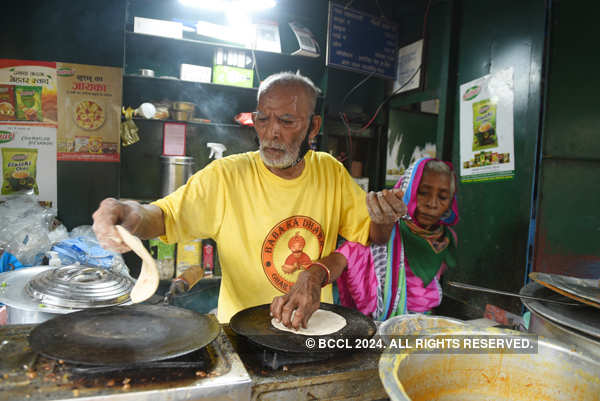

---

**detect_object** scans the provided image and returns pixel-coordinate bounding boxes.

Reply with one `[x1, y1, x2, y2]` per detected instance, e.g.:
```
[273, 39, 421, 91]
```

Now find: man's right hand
[92, 198, 146, 253]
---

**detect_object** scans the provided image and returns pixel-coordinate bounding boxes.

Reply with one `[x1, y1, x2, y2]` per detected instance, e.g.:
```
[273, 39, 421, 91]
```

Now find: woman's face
[414, 171, 452, 229]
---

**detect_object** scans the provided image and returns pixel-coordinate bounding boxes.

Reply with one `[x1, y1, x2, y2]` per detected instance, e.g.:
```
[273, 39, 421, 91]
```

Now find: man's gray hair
[424, 160, 456, 197]
[257, 71, 321, 112]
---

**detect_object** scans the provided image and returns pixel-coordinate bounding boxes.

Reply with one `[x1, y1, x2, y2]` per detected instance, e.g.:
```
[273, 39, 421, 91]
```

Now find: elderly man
[92, 71, 405, 329]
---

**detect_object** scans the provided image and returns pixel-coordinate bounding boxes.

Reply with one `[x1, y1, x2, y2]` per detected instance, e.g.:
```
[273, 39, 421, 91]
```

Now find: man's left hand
[366, 188, 407, 225]
[270, 267, 323, 330]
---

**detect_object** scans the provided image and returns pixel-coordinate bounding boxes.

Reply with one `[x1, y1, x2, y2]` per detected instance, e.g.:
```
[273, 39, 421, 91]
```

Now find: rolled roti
[116, 225, 159, 304]
[271, 309, 347, 336]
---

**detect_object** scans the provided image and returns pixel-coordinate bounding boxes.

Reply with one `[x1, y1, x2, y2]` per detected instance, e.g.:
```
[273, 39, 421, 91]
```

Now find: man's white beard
[259, 139, 302, 169]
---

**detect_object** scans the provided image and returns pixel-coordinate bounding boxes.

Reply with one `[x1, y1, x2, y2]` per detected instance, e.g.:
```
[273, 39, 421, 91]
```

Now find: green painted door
[444, 0, 547, 314]
[533, 0, 600, 278]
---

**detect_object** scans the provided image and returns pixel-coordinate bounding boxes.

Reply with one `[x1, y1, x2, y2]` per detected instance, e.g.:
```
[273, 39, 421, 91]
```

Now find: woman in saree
[336, 157, 459, 319]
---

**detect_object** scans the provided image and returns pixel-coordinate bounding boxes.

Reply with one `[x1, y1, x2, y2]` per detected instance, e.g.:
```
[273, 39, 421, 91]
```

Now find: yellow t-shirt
[152, 150, 370, 322]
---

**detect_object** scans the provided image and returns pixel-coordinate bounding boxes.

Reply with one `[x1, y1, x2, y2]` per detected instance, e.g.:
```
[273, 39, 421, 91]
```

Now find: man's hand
[92, 198, 164, 253]
[270, 265, 324, 330]
[366, 189, 407, 225]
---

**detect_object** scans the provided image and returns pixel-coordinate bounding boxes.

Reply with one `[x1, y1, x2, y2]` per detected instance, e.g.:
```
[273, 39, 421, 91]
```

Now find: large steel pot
[160, 155, 194, 196]
[0, 265, 133, 324]
[379, 326, 600, 401]
[378, 314, 466, 337]
[520, 280, 600, 361]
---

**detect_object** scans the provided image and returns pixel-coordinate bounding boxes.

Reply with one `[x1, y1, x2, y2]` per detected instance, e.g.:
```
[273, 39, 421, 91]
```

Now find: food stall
[1, 0, 600, 400]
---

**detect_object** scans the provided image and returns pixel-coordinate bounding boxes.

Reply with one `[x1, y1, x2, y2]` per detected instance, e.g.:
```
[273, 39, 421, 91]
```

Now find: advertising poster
[56, 63, 122, 162]
[459, 68, 515, 183]
[0, 59, 57, 126]
[0, 59, 58, 206]
[0, 123, 57, 207]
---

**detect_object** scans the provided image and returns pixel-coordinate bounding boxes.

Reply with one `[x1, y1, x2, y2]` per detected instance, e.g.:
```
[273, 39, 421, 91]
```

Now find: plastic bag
[52, 226, 131, 278]
[0, 251, 25, 273]
[0, 195, 65, 266]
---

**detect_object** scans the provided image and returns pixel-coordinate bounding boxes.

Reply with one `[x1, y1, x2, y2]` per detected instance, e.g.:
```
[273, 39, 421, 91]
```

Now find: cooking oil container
[160, 156, 194, 196]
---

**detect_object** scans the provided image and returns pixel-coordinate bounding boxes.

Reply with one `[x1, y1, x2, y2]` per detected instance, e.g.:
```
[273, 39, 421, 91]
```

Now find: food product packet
[0, 85, 16, 121]
[1, 148, 39, 195]
[15, 86, 43, 121]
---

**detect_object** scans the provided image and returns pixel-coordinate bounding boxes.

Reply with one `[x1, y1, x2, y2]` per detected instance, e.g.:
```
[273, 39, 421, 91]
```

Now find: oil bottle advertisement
[56, 62, 122, 162]
[0, 59, 57, 206]
[459, 67, 515, 183]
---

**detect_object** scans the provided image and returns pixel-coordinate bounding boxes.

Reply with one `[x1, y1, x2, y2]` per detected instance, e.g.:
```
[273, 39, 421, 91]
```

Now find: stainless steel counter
[0, 324, 252, 401]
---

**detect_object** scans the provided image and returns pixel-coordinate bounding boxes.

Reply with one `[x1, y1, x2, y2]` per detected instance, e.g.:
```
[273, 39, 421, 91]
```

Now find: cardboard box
[134, 17, 183, 39]
[212, 65, 253, 88]
[180, 64, 211, 83]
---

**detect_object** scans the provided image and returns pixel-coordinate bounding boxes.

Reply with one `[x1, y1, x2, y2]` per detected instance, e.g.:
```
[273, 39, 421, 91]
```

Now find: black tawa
[229, 303, 376, 354]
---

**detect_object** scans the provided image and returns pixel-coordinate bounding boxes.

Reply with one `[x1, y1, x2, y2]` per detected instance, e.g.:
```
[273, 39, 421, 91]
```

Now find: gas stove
[225, 327, 388, 401]
[0, 324, 251, 401]
[1, 323, 389, 401]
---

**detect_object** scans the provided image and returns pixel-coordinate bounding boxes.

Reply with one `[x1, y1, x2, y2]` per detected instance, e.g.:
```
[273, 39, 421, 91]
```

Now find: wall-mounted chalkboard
[326, 2, 398, 79]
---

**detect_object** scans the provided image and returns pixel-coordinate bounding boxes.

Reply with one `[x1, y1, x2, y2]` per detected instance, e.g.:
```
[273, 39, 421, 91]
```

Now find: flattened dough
[116, 225, 159, 304]
[271, 309, 347, 336]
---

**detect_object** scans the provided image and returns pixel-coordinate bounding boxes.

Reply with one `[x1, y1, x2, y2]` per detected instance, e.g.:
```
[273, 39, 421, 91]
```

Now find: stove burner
[235, 334, 339, 370]
[258, 347, 336, 370]
[68, 347, 210, 375]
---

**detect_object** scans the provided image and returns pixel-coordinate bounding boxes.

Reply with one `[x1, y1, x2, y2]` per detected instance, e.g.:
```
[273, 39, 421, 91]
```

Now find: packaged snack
[0, 85, 16, 121]
[88, 136, 103, 153]
[74, 136, 89, 152]
[1, 148, 39, 195]
[15, 86, 43, 121]
[176, 239, 202, 277]
[472, 99, 498, 151]
[149, 238, 176, 281]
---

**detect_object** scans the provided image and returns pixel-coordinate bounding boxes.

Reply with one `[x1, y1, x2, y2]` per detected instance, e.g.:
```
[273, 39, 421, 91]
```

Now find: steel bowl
[171, 110, 193, 121]
[379, 326, 600, 401]
[172, 101, 195, 112]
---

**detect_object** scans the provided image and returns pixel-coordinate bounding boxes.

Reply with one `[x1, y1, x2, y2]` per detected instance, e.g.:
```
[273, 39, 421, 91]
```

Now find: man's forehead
[255, 110, 298, 118]
[258, 84, 310, 107]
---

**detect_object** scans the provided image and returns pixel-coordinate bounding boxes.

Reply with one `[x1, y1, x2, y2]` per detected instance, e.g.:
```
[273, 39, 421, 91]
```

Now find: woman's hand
[366, 188, 407, 224]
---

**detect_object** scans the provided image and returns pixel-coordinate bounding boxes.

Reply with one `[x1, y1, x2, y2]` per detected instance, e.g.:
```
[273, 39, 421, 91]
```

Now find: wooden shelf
[125, 31, 322, 61]
[123, 74, 259, 94]
[132, 117, 251, 129]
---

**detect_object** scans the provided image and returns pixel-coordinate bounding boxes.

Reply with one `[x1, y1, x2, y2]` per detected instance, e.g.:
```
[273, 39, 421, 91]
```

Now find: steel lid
[24, 265, 134, 309]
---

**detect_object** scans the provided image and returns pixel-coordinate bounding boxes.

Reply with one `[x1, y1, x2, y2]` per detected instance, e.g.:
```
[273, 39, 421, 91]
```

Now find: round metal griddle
[28, 304, 220, 365]
[230, 303, 377, 353]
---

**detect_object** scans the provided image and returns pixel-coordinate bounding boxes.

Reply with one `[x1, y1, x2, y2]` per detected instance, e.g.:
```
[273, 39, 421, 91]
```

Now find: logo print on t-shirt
[281, 232, 312, 274]
[261, 216, 324, 293]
